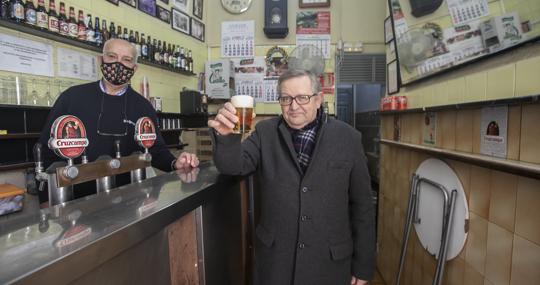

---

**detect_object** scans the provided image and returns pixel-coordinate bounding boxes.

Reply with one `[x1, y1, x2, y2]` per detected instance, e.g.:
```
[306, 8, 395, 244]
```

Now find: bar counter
[0, 162, 245, 285]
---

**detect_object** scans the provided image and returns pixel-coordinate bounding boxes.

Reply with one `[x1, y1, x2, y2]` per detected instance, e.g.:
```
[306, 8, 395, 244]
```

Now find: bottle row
[0, 0, 194, 73]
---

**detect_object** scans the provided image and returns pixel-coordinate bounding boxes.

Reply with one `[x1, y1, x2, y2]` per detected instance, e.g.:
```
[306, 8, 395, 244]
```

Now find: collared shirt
[99, 79, 128, 96]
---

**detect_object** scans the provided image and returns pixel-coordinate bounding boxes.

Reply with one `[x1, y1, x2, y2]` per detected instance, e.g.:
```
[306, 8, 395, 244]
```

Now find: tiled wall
[378, 104, 540, 285]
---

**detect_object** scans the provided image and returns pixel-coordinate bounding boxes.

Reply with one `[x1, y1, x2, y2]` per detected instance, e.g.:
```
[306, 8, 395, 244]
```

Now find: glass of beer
[231, 95, 254, 134]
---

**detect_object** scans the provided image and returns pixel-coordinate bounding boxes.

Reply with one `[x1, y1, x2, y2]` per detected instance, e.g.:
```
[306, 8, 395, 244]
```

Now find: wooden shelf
[381, 139, 540, 180]
[0, 133, 40, 140]
[0, 19, 196, 77]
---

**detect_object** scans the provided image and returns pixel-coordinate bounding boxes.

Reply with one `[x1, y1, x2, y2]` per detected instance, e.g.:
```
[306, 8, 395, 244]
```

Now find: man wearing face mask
[37, 39, 199, 207]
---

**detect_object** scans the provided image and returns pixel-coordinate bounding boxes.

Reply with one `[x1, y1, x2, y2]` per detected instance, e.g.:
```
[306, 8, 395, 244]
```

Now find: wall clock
[221, 0, 253, 14]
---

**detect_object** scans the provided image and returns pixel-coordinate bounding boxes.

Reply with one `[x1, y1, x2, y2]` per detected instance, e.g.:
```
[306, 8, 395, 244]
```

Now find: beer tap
[95, 140, 122, 193]
[131, 117, 155, 183]
[33, 143, 47, 192]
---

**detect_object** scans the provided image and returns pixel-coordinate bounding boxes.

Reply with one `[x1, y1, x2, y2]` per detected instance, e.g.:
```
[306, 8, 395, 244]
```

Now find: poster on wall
[447, 0, 489, 26]
[57, 48, 98, 81]
[422, 112, 437, 145]
[480, 106, 508, 158]
[0, 33, 54, 77]
[221, 21, 254, 58]
[232, 57, 266, 102]
[296, 11, 331, 58]
[442, 21, 487, 65]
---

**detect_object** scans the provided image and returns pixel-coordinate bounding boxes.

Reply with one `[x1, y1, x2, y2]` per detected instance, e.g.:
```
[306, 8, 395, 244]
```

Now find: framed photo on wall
[120, 0, 136, 7]
[384, 16, 393, 43]
[106, 0, 119, 5]
[138, 0, 156, 16]
[159, 0, 169, 4]
[157, 5, 171, 23]
[299, 0, 330, 8]
[171, 8, 190, 35]
[190, 18, 204, 42]
[172, 0, 189, 13]
[193, 0, 203, 19]
[387, 60, 400, 95]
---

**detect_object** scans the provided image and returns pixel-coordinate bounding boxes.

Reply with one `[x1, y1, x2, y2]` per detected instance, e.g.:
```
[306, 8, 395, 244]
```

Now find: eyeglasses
[278, 94, 317, 106]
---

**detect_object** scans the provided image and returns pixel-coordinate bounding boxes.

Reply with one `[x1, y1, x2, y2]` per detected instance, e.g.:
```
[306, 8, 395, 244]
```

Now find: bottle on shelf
[170, 44, 177, 69]
[128, 29, 135, 44]
[147, 36, 154, 62]
[101, 19, 109, 42]
[77, 10, 86, 41]
[116, 25, 122, 40]
[123, 27, 128, 41]
[187, 50, 193, 73]
[154, 40, 161, 64]
[85, 14, 94, 43]
[35, 0, 48, 30]
[167, 44, 173, 67]
[140, 33, 147, 60]
[67, 6, 77, 38]
[10, 0, 25, 23]
[162, 41, 168, 65]
[1, 0, 10, 20]
[94, 16, 102, 46]
[58, 2, 68, 36]
[175, 46, 182, 70]
[134, 31, 141, 58]
[180, 46, 186, 71]
[47, 0, 58, 33]
[24, 0, 37, 26]
[109, 21, 115, 39]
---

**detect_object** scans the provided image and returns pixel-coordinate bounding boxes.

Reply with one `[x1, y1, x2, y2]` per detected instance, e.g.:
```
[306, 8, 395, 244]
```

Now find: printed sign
[135, 117, 157, 149]
[48, 115, 89, 159]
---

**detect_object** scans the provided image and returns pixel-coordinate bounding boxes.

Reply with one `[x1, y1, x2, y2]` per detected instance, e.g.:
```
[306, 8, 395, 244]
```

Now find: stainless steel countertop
[0, 162, 233, 284]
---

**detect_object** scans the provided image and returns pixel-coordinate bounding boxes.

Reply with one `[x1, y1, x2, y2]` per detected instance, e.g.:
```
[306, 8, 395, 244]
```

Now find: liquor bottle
[187, 50, 193, 73]
[162, 41, 168, 65]
[123, 27, 128, 40]
[47, 0, 59, 33]
[148, 37, 154, 62]
[154, 40, 161, 63]
[94, 17, 102, 46]
[10, 0, 25, 22]
[167, 44, 173, 67]
[140, 33, 147, 60]
[1, 0, 10, 20]
[58, 2, 68, 36]
[116, 25, 122, 40]
[175, 46, 182, 70]
[68, 6, 77, 38]
[101, 19, 109, 42]
[109, 21, 115, 39]
[179, 47, 186, 71]
[85, 14, 94, 43]
[134, 31, 141, 58]
[35, 0, 48, 29]
[24, 0, 37, 26]
[77, 10, 86, 41]
[128, 29, 135, 44]
[170, 45, 177, 69]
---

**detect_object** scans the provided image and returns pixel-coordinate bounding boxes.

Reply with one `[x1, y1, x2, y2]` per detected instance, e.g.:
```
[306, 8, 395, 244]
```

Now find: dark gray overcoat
[212, 116, 375, 285]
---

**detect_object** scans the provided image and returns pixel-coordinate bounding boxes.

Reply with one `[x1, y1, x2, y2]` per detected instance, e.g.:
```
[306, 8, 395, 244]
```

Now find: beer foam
[231, 95, 254, 108]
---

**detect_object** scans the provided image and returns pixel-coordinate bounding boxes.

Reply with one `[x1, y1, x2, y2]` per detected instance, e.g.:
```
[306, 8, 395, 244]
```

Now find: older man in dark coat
[208, 70, 375, 285]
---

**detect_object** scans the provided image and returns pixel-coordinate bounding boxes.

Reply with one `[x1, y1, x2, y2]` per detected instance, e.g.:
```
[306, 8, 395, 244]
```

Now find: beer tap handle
[81, 150, 88, 164]
[33, 143, 43, 172]
[115, 140, 121, 159]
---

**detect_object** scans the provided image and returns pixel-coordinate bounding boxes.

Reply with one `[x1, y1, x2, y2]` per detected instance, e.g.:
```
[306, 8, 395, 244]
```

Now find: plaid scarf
[288, 111, 322, 173]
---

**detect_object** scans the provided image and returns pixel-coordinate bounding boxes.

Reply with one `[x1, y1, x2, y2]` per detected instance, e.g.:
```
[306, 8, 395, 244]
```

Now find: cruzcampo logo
[48, 115, 89, 159]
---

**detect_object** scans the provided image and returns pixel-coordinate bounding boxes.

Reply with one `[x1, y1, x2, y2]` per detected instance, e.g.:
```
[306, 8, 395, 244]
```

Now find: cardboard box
[0, 184, 24, 216]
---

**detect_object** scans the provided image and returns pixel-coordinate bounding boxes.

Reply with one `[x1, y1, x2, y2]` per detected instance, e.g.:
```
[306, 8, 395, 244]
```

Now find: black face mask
[100, 61, 135, 86]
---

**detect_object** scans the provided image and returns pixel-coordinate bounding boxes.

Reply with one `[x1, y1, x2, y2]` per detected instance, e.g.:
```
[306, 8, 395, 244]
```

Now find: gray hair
[102, 38, 138, 64]
[277, 69, 321, 95]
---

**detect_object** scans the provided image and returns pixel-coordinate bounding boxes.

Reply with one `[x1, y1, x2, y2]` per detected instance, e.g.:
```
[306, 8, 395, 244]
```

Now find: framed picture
[384, 16, 393, 43]
[156, 5, 171, 23]
[106, 0, 119, 5]
[193, 0, 203, 19]
[159, 0, 169, 3]
[387, 60, 400, 95]
[172, 0, 189, 13]
[120, 0, 136, 7]
[138, 0, 156, 16]
[171, 8, 190, 35]
[299, 0, 330, 8]
[190, 17, 204, 42]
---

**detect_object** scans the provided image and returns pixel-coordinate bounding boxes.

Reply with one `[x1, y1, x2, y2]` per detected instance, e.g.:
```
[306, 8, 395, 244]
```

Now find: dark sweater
[38, 81, 176, 203]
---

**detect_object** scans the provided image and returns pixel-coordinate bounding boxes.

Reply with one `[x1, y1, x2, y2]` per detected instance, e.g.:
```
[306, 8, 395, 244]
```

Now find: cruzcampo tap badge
[48, 115, 89, 159]
[134, 117, 157, 149]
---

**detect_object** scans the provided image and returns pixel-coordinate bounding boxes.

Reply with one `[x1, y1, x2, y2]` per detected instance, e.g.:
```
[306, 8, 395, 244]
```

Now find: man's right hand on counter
[207, 102, 237, 136]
